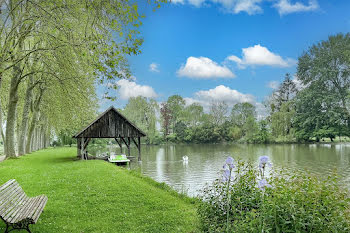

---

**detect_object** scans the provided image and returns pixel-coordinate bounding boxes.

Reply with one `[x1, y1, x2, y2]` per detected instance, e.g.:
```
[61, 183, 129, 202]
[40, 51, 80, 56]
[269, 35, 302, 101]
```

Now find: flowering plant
[198, 156, 350, 233]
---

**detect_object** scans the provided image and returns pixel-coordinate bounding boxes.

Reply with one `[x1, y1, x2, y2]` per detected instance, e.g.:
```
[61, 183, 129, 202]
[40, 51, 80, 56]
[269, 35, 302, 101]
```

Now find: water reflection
[90, 143, 350, 196]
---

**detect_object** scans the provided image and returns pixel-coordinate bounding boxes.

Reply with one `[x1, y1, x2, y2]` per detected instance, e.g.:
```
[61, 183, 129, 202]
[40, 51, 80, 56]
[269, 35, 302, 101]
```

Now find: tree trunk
[5, 65, 21, 158]
[18, 78, 34, 155]
[26, 89, 44, 154]
[0, 73, 5, 152]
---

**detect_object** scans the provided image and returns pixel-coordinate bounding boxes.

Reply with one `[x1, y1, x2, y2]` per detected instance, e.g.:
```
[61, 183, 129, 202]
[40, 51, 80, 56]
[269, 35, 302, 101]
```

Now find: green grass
[0, 147, 199, 232]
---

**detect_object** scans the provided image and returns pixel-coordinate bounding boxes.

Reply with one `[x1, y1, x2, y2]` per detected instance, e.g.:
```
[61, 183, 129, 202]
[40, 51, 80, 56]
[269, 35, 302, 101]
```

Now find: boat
[108, 154, 130, 164]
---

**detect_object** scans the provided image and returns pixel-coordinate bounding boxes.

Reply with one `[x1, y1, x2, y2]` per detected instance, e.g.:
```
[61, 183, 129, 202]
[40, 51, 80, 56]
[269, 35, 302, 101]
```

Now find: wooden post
[127, 137, 131, 157]
[81, 137, 85, 160]
[77, 138, 82, 158]
[132, 137, 141, 161]
[138, 137, 141, 161]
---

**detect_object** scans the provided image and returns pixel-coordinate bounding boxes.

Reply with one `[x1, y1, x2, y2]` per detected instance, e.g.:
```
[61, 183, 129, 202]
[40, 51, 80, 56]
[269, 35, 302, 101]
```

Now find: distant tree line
[123, 33, 350, 144]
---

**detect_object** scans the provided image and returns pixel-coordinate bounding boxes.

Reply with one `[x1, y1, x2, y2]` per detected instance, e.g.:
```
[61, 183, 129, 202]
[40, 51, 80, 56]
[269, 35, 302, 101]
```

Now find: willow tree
[0, 0, 167, 157]
[123, 96, 158, 144]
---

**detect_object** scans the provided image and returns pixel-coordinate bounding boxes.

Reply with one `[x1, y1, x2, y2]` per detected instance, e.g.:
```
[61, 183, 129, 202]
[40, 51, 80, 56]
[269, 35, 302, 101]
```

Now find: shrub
[198, 157, 350, 232]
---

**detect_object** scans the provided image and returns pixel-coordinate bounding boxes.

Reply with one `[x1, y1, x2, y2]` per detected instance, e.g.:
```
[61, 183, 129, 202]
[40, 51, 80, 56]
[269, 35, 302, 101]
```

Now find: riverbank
[145, 137, 350, 146]
[0, 147, 199, 232]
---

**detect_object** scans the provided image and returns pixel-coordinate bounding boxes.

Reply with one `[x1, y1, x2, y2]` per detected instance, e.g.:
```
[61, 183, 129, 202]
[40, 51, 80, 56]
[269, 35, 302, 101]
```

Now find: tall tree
[123, 97, 158, 144]
[295, 33, 350, 140]
[269, 73, 297, 113]
[209, 101, 228, 126]
[167, 95, 185, 132]
[160, 102, 171, 139]
[230, 102, 256, 128]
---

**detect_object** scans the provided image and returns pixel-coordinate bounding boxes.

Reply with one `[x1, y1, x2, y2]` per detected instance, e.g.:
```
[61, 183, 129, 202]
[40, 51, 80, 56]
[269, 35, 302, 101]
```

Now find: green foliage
[295, 33, 350, 141]
[122, 96, 158, 144]
[231, 102, 256, 128]
[270, 101, 296, 138]
[198, 160, 350, 233]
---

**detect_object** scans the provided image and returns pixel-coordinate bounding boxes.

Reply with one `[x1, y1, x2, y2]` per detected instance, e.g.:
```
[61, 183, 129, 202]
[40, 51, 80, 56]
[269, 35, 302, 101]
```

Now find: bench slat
[31, 195, 48, 223]
[2, 192, 28, 222]
[9, 197, 38, 223]
[4, 195, 30, 223]
[0, 180, 47, 226]
[0, 180, 21, 198]
[0, 182, 22, 205]
[12, 196, 43, 224]
[0, 185, 26, 215]
[0, 180, 16, 195]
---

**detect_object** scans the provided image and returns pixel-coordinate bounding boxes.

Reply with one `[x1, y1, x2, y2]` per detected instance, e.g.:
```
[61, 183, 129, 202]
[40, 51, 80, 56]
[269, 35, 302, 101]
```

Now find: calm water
[89, 143, 350, 196]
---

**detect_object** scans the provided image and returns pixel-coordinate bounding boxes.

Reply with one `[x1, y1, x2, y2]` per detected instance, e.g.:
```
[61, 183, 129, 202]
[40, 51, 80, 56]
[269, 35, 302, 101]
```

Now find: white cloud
[177, 56, 235, 79]
[220, 0, 263, 15]
[227, 44, 296, 68]
[267, 81, 280, 89]
[173, 0, 263, 14]
[184, 85, 255, 109]
[195, 85, 255, 103]
[172, 0, 185, 4]
[274, 0, 319, 15]
[116, 79, 157, 100]
[149, 63, 160, 72]
[184, 85, 268, 118]
[188, 0, 205, 7]
[292, 75, 305, 90]
[171, 0, 319, 15]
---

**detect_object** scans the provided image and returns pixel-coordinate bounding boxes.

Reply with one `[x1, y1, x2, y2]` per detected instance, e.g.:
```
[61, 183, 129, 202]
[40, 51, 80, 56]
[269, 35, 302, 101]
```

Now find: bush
[198, 157, 350, 232]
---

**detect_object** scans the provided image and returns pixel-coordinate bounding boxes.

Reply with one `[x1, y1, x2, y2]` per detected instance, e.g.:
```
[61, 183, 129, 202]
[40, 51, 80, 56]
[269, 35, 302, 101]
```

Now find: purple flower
[259, 155, 270, 168]
[226, 156, 234, 165]
[222, 169, 231, 182]
[258, 179, 272, 190]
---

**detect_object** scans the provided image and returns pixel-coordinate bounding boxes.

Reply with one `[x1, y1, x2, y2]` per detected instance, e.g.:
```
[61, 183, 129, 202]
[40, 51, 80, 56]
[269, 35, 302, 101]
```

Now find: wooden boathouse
[73, 106, 146, 161]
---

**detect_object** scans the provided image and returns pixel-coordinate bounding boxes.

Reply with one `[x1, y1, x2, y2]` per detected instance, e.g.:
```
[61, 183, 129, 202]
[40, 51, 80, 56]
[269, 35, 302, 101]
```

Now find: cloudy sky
[100, 0, 350, 115]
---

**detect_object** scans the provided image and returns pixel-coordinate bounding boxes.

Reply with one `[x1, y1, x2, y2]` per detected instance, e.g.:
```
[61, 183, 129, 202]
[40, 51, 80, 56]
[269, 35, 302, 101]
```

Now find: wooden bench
[0, 180, 47, 233]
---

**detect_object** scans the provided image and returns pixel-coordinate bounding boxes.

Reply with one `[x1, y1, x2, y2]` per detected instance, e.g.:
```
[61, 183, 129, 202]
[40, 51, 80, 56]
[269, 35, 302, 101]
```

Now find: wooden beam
[120, 137, 129, 149]
[131, 137, 139, 148]
[114, 138, 123, 153]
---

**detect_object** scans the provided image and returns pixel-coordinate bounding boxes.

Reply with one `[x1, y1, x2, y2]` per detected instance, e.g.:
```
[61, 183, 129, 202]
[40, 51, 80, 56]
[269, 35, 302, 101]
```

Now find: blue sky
[100, 0, 350, 115]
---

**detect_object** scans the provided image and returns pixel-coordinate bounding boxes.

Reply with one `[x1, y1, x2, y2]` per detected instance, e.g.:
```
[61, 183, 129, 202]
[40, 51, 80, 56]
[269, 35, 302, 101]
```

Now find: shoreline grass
[0, 147, 199, 232]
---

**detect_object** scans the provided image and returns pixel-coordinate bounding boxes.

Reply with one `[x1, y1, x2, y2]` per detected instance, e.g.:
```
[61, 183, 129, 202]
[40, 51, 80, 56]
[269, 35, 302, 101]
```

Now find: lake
[89, 143, 350, 196]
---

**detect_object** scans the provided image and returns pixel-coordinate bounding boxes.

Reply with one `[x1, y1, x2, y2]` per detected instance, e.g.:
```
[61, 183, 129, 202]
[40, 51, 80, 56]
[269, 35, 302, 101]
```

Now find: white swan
[182, 155, 189, 162]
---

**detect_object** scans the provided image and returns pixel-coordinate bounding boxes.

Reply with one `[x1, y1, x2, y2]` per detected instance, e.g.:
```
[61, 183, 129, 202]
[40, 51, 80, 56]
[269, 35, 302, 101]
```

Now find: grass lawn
[0, 147, 199, 232]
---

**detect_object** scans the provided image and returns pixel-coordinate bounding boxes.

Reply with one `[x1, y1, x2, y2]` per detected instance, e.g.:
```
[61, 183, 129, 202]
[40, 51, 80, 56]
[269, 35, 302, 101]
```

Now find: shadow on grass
[50, 156, 80, 163]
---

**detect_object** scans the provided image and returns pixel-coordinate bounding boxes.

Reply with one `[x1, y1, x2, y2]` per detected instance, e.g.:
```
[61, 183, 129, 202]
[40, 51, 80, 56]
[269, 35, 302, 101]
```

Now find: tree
[269, 73, 297, 113]
[167, 95, 185, 132]
[295, 33, 350, 141]
[123, 97, 158, 144]
[270, 102, 296, 138]
[182, 103, 204, 127]
[0, 0, 166, 157]
[160, 103, 171, 139]
[209, 101, 228, 126]
[231, 102, 256, 128]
